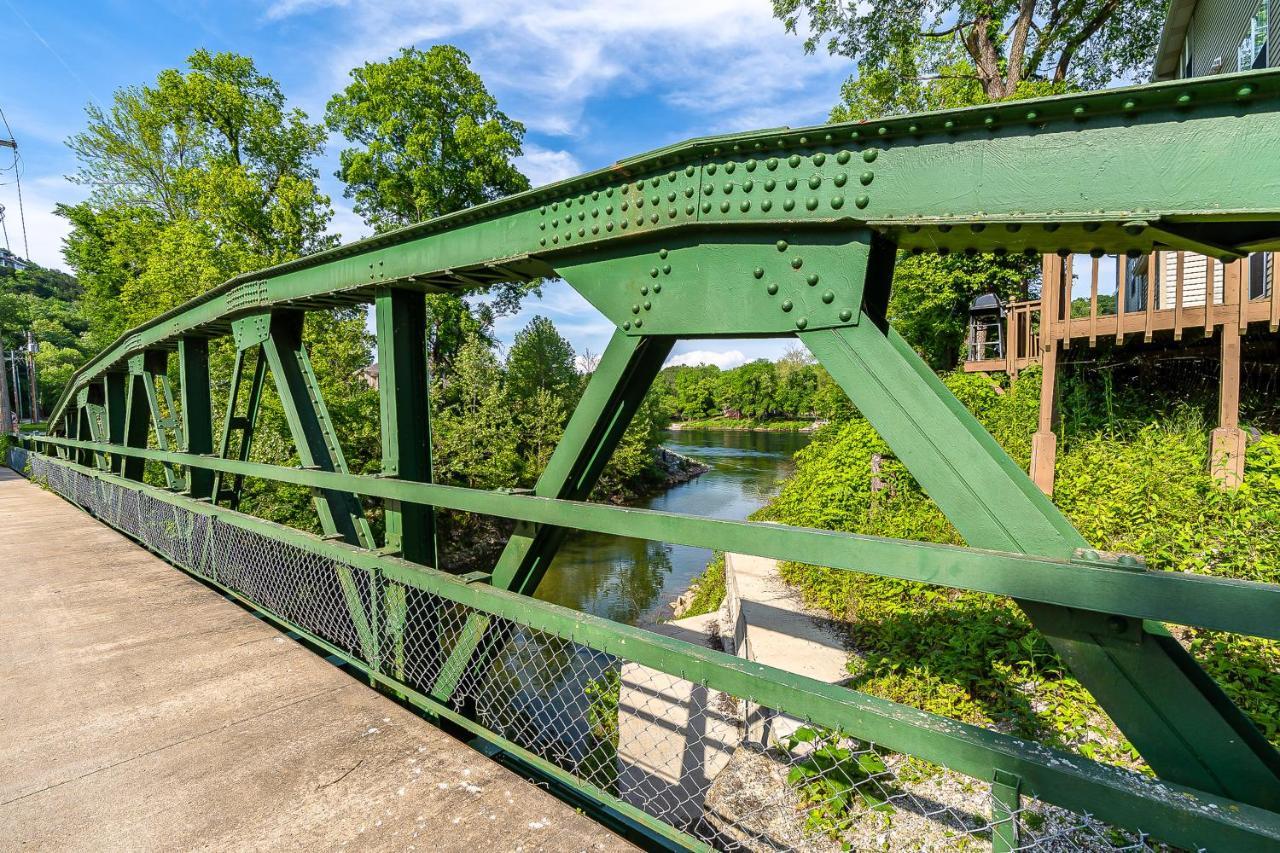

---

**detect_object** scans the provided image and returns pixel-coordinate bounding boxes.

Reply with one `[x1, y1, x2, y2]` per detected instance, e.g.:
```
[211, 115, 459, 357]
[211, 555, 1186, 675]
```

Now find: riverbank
[668, 417, 824, 432]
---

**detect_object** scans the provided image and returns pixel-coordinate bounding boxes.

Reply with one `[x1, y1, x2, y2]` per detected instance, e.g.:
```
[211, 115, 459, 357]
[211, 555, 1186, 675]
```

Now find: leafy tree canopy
[325, 45, 529, 231]
[775, 0, 1165, 106]
[506, 315, 578, 403]
[58, 49, 333, 345]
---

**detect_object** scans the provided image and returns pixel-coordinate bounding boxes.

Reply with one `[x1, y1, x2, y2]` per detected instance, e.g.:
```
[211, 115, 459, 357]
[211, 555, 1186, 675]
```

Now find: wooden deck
[0, 465, 631, 852]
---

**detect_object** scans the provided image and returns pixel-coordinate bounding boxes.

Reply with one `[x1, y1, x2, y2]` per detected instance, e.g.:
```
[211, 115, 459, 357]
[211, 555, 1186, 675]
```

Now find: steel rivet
[836, 151, 851, 165]
[776, 240, 788, 251]
[632, 304, 641, 314]
[539, 237, 546, 246]
[784, 178, 797, 191]
[970, 223, 985, 233]
[725, 162, 736, 174]
[653, 283, 661, 293]
[788, 154, 801, 167]
[578, 227, 585, 236]
[720, 201, 730, 212]
[877, 126, 888, 136]
[821, 290, 835, 304]
[743, 179, 755, 192]
[650, 213, 659, 223]
[606, 221, 614, 231]
[552, 235, 559, 243]
[659, 249, 669, 259]
[662, 264, 671, 275]
[764, 178, 777, 191]
[855, 194, 870, 209]
[667, 191, 676, 202]
[984, 116, 995, 127]
[723, 182, 733, 194]
[753, 267, 765, 279]
[540, 205, 547, 214]
[740, 200, 751, 212]
[791, 257, 803, 269]
[808, 175, 822, 189]
[813, 153, 826, 166]
[641, 286, 649, 295]
[807, 274, 819, 286]
[795, 317, 808, 329]
[668, 207, 677, 218]
[944, 120, 955, 130]
[1237, 85, 1254, 99]
[859, 171, 873, 186]
[766, 157, 779, 170]
[761, 199, 772, 211]
[839, 309, 852, 322]
[650, 268, 659, 278]
[1177, 93, 1192, 106]
[783, 198, 795, 211]
[833, 173, 848, 187]
[862, 149, 878, 163]
[780, 299, 793, 312]
[623, 321, 631, 330]
[1123, 99, 1137, 112]
[1025, 110, 1038, 121]
[707, 163, 717, 175]
[701, 201, 712, 213]
[1073, 106, 1086, 118]
[746, 159, 757, 171]
[766, 282, 779, 295]
[644, 301, 652, 310]
[686, 165, 696, 177]
[634, 318, 642, 328]
[591, 225, 598, 234]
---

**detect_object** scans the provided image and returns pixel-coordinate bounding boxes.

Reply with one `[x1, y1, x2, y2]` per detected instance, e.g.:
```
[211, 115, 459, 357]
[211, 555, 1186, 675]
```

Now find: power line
[0, 104, 29, 260]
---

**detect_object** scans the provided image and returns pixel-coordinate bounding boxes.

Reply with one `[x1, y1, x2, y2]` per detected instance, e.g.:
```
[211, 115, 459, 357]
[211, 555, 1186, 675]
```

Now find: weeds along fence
[8, 441, 1280, 852]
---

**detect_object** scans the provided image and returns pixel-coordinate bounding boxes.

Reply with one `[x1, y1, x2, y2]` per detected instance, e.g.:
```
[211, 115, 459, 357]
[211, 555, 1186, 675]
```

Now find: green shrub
[679, 552, 727, 618]
[758, 367, 1280, 768]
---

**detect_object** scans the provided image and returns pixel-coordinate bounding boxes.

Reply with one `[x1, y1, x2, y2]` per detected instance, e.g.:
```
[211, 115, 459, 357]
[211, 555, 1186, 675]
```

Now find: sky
[0, 0, 856, 368]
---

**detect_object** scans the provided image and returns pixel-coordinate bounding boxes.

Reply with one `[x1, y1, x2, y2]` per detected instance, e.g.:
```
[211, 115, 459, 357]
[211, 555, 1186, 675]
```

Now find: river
[534, 428, 811, 627]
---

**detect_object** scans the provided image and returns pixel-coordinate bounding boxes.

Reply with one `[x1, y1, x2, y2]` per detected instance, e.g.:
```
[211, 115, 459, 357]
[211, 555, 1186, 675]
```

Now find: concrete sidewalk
[0, 466, 632, 853]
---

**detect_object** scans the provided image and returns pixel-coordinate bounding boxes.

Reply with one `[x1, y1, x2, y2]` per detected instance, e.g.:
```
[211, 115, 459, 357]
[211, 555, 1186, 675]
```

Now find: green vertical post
[990, 770, 1021, 853]
[375, 286, 437, 567]
[179, 337, 214, 499]
[799, 237, 1280, 810]
[104, 373, 128, 475]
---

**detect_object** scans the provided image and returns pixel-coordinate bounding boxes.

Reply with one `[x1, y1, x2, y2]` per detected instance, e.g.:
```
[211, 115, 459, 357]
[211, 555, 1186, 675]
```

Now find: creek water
[534, 428, 812, 627]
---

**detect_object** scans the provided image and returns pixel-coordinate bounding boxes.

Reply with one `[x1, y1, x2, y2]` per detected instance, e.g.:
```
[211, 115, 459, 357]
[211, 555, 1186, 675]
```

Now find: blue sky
[0, 0, 855, 367]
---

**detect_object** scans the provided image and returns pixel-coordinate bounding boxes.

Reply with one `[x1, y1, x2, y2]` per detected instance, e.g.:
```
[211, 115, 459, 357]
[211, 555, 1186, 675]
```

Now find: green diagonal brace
[799, 238, 1280, 809]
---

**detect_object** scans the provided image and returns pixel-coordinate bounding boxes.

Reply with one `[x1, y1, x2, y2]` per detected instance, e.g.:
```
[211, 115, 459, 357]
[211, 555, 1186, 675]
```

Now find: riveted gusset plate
[231, 313, 272, 352]
[557, 230, 869, 335]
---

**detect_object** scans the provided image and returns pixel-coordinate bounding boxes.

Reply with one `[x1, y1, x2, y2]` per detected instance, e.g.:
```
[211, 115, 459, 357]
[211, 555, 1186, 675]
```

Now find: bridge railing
[9, 442, 1280, 851]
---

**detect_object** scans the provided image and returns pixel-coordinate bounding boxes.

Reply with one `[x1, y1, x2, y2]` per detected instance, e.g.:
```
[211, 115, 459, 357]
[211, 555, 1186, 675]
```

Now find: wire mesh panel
[15, 453, 1241, 851]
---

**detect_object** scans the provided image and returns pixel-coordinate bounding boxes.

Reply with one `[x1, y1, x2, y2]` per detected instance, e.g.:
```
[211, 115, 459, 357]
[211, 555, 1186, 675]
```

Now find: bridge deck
[0, 467, 631, 852]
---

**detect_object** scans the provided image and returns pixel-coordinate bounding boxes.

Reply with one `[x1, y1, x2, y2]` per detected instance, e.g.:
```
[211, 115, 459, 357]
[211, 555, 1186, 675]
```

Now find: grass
[677, 552, 726, 618]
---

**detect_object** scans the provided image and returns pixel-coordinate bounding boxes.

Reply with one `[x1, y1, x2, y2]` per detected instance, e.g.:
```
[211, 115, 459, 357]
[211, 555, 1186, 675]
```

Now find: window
[1239, 1, 1269, 71]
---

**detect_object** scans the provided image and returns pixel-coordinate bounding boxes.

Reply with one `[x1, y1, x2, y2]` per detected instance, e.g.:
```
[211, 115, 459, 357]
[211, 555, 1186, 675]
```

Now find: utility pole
[0, 335, 11, 434]
[25, 330, 39, 422]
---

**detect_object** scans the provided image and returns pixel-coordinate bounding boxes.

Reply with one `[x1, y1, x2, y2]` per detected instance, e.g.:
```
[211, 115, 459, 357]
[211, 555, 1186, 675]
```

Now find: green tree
[774, 0, 1164, 105]
[59, 49, 333, 345]
[325, 45, 537, 367]
[506, 315, 578, 404]
[325, 45, 529, 230]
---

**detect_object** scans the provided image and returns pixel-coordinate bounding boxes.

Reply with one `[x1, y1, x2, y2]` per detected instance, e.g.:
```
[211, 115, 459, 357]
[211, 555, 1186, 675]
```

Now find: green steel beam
[44, 69, 1280, 425]
[27, 432, 1280, 643]
[121, 360, 152, 482]
[260, 310, 374, 549]
[103, 372, 128, 476]
[211, 346, 266, 510]
[375, 286, 437, 567]
[801, 241, 1280, 807]
[178, 337, 213, 499]
[20, 451, 1280, 853]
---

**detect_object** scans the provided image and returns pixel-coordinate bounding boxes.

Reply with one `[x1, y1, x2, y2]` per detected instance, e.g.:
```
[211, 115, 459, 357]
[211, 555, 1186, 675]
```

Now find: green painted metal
[211, 346, 266, 510]
[26, 431, 1280, 643]
[23, 69, 1280, 846]
[990, 770, 1022, 853]
[374, 286, 437, 567]
[12, 451, 1280, 852]
[178, 337, 213, 499]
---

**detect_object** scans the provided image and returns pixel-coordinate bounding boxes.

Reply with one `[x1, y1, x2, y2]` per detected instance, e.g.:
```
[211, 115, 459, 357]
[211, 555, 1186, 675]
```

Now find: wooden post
[1270, 252, 1279, 332]
[1174, 253, 1185, 341]
[1211, 325, 1245, 490]
[1030, 255, 1060, 495]
[1114, 255, 1126, 345]
[1144, 251, 1156, 343]
[1088, 256, 1099, 347]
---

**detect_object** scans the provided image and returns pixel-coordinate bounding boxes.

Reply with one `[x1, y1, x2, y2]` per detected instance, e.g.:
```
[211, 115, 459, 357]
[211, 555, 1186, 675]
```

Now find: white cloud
[515, 145, 582, 188]
[665, 349, 749, 370]
[268, 0, 850, 139]
[0, 173, 82, 272]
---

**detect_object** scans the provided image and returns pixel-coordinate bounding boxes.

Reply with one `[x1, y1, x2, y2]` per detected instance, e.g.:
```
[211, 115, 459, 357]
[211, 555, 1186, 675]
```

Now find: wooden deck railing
[964, 251, 1279, 373]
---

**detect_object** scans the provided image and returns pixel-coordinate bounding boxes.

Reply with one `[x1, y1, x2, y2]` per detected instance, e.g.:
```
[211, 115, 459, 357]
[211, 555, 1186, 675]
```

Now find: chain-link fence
[11, 451, 1209, 851]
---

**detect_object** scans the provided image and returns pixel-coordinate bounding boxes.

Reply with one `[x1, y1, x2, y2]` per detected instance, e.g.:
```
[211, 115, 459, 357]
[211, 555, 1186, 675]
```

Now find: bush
[757, 367, 1280, 768]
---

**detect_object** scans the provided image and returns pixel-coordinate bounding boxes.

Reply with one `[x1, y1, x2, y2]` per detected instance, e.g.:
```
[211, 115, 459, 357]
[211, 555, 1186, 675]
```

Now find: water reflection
[536, 428, 811, 626]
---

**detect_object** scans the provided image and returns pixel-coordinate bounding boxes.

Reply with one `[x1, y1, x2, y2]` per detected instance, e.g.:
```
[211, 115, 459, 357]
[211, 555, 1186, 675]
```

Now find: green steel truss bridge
[11, 69, 1280, 851]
